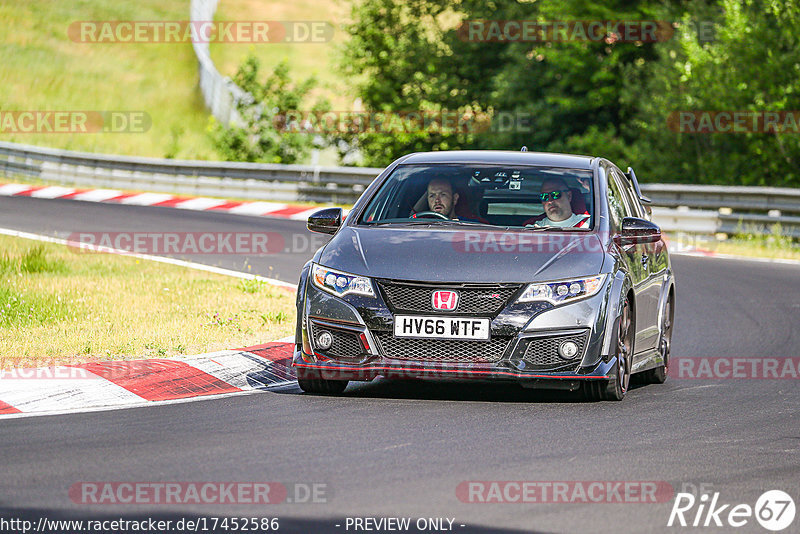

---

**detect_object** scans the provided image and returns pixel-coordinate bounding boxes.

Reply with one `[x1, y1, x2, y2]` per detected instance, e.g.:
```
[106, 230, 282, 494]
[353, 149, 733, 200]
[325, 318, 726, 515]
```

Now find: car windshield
[358, 164, 594, 230]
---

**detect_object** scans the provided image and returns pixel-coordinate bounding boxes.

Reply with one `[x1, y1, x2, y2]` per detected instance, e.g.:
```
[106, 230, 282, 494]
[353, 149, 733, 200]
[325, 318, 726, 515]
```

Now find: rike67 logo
[668, 490, 796, 531]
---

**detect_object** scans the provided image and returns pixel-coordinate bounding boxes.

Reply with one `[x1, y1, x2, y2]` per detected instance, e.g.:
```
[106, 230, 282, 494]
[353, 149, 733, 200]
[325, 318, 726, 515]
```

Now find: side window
[605, 168, 627, 230]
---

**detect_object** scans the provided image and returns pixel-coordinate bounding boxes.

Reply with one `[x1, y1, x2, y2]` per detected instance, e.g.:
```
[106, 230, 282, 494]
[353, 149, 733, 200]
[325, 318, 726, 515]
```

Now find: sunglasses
[539, 190, 567, 202]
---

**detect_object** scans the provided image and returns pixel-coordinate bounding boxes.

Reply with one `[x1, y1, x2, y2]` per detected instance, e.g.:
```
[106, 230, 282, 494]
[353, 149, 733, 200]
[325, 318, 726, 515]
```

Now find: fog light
[316, 331, 333, 350]
[558, 341, 579, 359]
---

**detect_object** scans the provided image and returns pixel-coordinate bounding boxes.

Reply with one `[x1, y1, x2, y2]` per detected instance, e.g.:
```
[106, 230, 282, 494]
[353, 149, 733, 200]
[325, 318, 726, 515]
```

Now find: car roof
[397, 150, 596, 169]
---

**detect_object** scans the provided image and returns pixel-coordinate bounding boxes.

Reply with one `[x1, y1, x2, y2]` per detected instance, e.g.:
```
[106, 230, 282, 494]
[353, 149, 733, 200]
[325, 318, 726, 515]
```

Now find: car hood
[317, 226, 605, 283]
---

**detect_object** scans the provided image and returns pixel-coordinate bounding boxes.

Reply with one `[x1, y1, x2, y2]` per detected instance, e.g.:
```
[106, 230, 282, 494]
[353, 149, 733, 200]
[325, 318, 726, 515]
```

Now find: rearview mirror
[307, 208, 343, 235]
[614, 217, 661, 246]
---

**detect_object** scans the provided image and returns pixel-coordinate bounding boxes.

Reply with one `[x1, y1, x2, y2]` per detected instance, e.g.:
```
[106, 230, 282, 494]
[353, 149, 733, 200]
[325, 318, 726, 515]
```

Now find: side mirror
[614, 217, 661, 246]
[307, 207, 343, 235]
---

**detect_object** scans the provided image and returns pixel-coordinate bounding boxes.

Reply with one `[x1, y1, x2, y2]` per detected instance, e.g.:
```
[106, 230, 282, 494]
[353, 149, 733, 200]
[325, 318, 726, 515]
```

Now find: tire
[641, 293, 673, 385]
[584, 294, 634, 402]
[297, 377, 349, 395]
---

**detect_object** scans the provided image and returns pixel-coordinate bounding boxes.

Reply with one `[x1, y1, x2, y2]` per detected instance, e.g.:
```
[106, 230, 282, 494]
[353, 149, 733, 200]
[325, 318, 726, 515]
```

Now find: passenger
[529, 178, 590, 228]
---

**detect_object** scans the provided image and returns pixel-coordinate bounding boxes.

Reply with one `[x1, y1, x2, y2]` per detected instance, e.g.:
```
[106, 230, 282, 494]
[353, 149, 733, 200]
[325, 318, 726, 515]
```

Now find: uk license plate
[393, 315, 490, 340]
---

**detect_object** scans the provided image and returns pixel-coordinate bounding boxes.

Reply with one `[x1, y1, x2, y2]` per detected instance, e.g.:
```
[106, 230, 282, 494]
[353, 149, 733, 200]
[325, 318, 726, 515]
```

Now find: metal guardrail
[1, 140, 798, 237]
[191, 0, 246, 126]
[640, 184, 800, 237]
[0, 141, 377, 204]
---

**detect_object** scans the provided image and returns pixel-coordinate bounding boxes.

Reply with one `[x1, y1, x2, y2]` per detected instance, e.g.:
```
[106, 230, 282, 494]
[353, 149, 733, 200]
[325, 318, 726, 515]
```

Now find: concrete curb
[0, 339, 296, 419]
[0, 182, 336, 221]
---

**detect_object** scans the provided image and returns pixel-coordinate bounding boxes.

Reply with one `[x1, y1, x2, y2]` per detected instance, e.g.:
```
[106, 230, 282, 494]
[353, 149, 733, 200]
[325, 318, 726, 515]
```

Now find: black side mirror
[614, 217, 661, 246]
[307, 208, 343, 235]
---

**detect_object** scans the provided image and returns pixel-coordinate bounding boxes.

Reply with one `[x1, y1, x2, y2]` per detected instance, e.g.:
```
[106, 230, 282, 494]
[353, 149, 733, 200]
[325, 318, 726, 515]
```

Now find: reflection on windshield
[358, 164, 594, 230]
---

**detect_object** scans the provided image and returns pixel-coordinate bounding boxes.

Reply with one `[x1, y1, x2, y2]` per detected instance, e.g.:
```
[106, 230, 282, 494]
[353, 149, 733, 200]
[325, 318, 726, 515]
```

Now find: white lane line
[0, 227, 298, 290]
[228, 201, 287, 216]
[30, 186, 76, 199]
[70, 188, 124, 201]
[0, 386, 284, 420]
[0, 184, 33, 195]
[173, 197, 228, 211]
[119, 192, 175, 205]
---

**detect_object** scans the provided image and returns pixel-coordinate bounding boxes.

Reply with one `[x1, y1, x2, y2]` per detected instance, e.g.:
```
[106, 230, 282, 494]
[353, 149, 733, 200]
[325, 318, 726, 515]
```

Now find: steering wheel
[413, 211, 450, 220]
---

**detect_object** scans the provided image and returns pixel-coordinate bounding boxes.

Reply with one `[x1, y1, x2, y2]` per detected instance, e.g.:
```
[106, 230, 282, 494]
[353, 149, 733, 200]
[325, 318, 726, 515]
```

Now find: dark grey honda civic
[292, 150, 675, 401]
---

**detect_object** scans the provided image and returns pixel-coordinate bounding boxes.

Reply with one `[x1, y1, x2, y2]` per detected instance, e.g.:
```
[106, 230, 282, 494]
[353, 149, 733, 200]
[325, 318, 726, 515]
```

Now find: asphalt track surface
[1, 196, 799, 533]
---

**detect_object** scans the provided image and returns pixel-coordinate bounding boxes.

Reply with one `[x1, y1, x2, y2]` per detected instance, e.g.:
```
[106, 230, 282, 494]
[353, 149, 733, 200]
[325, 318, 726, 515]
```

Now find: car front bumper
[293, 274, 619, 390]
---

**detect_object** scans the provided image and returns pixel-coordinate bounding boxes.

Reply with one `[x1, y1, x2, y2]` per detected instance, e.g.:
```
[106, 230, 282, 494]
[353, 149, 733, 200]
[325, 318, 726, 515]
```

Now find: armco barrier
[1, 140, 798, 237]
[0, 141, 377, 204]
[191, 0, 246, 127]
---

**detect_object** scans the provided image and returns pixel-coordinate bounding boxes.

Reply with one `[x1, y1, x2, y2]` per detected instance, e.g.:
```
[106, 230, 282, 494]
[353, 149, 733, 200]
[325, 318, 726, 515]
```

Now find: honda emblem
[432, 290, 459, 311]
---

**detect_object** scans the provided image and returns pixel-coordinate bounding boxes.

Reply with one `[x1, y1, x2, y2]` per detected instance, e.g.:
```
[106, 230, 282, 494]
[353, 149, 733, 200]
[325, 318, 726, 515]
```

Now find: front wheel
[297, 377, 349, 395]
[584, 295, 634, 402]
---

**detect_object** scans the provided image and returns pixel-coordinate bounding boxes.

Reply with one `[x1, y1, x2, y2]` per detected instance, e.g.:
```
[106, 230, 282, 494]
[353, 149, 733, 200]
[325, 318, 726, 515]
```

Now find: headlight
[517, 274, 606, 305]
[311, 264, 375, 297]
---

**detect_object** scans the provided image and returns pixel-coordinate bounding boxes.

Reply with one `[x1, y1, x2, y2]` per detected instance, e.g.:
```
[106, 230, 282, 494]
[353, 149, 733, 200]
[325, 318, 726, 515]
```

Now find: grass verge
[0, 234, 296, 369]
[669, 230, 800, 262]
[0, 0, 216, 159]
[210, 0, 350, 108]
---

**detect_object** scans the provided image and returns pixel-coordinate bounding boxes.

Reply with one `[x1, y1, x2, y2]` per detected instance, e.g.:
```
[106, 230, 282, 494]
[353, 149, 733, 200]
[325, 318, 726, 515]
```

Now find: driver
[424, 177, 459, 219]
[530, 178, 590, 228]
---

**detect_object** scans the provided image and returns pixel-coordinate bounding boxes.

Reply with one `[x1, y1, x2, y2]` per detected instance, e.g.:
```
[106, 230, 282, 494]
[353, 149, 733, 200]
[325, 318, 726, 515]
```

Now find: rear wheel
[584, 295, 634, 402]
[642, 293, 673, 384]
[297, 377, 349, 395]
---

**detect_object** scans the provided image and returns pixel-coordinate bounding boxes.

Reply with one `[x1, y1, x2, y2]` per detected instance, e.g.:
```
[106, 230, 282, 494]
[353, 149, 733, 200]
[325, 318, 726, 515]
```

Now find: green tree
[340, 0, 680, 166]
[210, 56, 328, 164]
[626, 0, 800, 186]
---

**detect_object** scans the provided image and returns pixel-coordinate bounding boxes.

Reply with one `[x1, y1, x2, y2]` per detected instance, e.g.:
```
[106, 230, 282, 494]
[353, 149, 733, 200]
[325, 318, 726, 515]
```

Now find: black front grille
[374, 332, 512, 363]
[519, 332, 589, 370]
[376, 281, 521, 316]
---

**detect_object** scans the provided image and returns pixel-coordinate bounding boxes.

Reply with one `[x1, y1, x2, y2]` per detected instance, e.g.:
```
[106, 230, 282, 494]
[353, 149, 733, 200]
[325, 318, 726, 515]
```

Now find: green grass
[670, 223, 800, 261]
[0, 0, 347, 161]
[0, 235, 296, 368]
[210, 0, 349, 108]
[0, 285, 76, 328]
[1, 244, 67, 274]
[0, 0, 216, 159]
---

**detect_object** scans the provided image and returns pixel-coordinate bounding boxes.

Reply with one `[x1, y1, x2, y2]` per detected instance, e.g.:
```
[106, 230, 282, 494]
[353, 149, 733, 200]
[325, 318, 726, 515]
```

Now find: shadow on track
[270, 377, 655, 404]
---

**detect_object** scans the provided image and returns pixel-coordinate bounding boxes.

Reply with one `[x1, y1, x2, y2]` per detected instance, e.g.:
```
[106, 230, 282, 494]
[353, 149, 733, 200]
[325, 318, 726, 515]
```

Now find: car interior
[360, 165, 594, 228]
